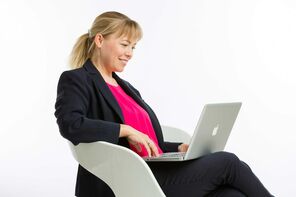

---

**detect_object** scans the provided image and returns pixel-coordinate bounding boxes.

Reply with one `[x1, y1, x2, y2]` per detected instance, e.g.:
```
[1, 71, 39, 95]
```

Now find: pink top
[107, 83, 163, 157]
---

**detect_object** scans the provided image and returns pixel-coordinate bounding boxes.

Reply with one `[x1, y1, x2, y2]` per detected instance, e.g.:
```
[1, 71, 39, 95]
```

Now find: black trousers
[148, 151, 273, 197]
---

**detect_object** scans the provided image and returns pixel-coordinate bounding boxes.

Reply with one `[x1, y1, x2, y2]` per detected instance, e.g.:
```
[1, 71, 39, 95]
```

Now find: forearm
[57, 115, 120, 145]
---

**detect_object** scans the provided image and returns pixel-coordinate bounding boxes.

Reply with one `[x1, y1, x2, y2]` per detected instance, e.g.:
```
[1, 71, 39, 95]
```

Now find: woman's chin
[115, 65, 126, 72]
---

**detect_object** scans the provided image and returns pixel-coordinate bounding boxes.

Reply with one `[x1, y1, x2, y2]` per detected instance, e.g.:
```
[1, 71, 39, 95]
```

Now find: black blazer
[54, 59, 180, 196]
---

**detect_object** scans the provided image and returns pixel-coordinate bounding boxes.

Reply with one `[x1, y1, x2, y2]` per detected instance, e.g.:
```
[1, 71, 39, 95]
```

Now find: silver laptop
[143, 102, 242, 162]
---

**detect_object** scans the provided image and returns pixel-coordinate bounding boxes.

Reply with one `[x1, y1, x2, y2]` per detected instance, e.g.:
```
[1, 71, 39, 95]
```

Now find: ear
[94, 33, 104, 48]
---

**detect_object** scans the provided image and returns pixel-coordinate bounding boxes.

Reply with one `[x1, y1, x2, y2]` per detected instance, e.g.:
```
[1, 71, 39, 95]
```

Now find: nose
[125, 47, 133, 59]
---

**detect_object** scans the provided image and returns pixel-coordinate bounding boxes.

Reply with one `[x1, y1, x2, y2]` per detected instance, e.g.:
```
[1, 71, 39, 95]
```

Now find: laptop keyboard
[158, 152, 186, 158]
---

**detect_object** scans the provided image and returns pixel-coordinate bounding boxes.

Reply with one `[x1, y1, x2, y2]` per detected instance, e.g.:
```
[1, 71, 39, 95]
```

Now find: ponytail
[69, 33, 91, 69]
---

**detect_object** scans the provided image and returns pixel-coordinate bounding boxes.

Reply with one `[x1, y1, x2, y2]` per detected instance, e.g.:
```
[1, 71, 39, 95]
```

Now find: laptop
[143, 102, 242, 162]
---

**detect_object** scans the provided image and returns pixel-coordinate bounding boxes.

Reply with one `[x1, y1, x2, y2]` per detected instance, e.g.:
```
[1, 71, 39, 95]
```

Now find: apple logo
[212, 124, 219, 136]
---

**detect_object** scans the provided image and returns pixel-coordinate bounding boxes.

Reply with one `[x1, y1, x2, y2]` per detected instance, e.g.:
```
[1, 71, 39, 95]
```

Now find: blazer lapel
[113, 73, 150, 113]
[83, 59, 124, 123]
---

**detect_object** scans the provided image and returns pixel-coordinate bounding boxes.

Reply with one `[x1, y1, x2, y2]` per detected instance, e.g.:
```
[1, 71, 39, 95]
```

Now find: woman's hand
[178, 143, 189, 152]
[120, 124, 160, 157]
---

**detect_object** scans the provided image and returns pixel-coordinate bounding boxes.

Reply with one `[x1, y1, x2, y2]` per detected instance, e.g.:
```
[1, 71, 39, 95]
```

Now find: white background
[1, 0, 295, 196]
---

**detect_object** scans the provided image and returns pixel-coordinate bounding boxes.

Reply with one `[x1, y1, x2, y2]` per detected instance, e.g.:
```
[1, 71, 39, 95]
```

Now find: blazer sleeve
[163, 142, 182, 152]
[54, 71, 120, 145]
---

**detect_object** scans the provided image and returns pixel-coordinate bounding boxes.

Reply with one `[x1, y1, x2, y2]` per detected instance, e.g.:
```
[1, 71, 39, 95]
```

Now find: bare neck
[91, 59, 118, 86]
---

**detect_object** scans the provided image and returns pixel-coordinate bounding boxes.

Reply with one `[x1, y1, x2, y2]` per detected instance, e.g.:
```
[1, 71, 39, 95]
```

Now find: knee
[213, 151, 240, 164]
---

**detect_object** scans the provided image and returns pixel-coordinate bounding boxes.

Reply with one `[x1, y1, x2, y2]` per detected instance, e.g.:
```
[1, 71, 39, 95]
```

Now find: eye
[121, 43, 128, 47]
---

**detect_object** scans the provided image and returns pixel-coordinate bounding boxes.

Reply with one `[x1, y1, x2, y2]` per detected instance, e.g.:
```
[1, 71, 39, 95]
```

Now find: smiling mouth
[119, 59, 128, 64]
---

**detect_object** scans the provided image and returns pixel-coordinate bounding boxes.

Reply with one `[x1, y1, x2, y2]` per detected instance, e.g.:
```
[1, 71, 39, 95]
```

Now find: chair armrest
[68, 141, 166, 197]
[161, 125, 191, 144]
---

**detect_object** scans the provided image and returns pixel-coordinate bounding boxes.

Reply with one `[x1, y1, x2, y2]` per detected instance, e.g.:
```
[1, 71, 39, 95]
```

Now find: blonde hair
[69, 11, 143, 69]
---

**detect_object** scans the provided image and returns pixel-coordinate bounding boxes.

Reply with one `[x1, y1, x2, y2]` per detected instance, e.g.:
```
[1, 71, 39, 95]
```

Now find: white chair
[68, 125, 191, 197]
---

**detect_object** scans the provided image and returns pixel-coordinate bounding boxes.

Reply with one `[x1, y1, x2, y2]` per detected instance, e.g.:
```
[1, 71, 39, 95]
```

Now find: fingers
[142, 133, 160, 157]
[147, 140, 159, 157]
[134, 143, 142, 152]
[125, 127, 159, 157]
[178, 143, 189, 152]
[138, 135, 159, 157]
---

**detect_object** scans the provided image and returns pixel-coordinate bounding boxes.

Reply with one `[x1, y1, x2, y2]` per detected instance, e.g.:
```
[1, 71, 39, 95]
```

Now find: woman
[54, 11, 273, 197]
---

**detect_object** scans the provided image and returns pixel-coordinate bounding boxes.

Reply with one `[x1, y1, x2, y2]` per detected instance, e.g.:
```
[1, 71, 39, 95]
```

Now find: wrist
[119, 124, 132, 137]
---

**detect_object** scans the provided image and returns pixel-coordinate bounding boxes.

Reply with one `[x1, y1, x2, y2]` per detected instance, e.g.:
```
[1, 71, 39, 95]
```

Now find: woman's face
[97, 33, 137, 73]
